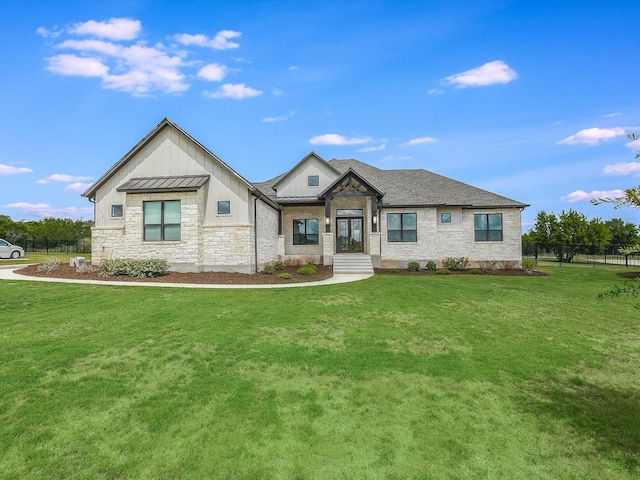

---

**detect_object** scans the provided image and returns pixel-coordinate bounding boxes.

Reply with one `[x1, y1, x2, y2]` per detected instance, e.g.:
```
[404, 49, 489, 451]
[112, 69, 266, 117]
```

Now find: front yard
[0, 266, 638, 478]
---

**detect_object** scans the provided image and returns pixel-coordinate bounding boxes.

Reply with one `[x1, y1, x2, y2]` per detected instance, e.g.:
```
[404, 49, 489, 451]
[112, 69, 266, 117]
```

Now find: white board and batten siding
[274, 154, 340, 198]
[93, 124, 252, 229]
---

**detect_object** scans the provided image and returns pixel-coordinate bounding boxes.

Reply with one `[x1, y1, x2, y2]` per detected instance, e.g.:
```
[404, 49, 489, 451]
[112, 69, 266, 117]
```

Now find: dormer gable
[272, 152, 341, 198]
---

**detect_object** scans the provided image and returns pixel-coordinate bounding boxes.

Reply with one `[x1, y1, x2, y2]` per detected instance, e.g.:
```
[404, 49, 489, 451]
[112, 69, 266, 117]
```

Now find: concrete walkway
[0, 264, 373, 289]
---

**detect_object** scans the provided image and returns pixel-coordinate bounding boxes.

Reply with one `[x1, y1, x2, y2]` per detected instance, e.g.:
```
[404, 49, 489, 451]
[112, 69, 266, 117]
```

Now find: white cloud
[37, 174, 93, 184]
[172, 30, 241, 50]
[359, 144, 386, 152]
[46, 54, 109, 77]
[603, 162, 640, 176]
[65, 182, 93, 193]
[558, 127, 627, 145]
[627, 138, 640, 151]
[603, 112, 621, 118]
[205, 83, 262, 99]
[197, 63, 228, 81]
[69, 18, 141, 41]
[262, 111, 296, 123]
[288, 65, 299, 71]
[444, 60, 518, 88]
[403, 136, 436, 146]
[561, 189, 625, 203]
[309, 134, 372, 146]
[428, 88, 443, 96]
[3, 202, 93, 219]
[36, 26, 62, 38]
[0, 164, 33, 175]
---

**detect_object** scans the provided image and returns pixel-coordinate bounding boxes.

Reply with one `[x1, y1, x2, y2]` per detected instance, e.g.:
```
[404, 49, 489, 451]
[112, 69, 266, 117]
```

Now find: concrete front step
[333, 254, 374, 274]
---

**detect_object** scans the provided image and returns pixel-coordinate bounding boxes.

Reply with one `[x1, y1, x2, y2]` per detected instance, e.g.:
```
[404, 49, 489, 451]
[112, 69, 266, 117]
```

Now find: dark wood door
[336, 217, 363, 253]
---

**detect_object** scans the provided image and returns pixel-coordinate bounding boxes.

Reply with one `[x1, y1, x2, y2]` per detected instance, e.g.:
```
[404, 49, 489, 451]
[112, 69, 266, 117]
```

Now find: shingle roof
[117, 175, 210, 193]
[254, 158, 528, 209]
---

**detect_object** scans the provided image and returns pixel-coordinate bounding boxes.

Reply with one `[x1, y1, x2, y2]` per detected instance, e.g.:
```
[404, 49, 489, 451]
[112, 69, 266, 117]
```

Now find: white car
[0, 238, 25, 259]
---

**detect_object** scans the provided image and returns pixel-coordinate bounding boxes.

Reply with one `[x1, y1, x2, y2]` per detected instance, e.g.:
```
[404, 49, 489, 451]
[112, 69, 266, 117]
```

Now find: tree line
[0, 215, 92, 244]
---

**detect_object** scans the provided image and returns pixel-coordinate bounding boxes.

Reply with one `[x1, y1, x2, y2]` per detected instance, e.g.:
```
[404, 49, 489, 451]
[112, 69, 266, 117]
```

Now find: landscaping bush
[388, 268, 399, 273]
[501, 260, 519, 270]
[297, 264, 317, 275]
[521, 259, 536, 275]
[36, 258, 61, 273]
[99, 259, 168, 278]
[277, 273, 293, 280]
[425, 260, 437, 271]
[442, 257, 469, 271]
[262, 264, 274, 275]
[407, 261, 421, 272]
[436, 268, 451, 275]
[478, 260, 499, 272]
[76, 263, 98, 275]
[470, 268, 482, 275]
[273, 261, 285, 271]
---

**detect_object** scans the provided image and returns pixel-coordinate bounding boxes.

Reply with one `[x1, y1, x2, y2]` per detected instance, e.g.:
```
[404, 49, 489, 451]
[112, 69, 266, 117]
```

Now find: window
[440, 212, 451, 223]
[308, 175, 319, 187]
[293, 219, 319, 245]
[387, 213, 417, 242]
[336, 209, 363, 216]
[474, 213, 502, 241]
[111, 204, 123, 217]
[217, 201, 230, 215]
[144, 200, 181, 241]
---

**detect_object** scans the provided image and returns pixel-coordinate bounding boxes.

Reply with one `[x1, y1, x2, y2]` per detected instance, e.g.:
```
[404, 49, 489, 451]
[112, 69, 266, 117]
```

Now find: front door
[336, 217, 363, 253]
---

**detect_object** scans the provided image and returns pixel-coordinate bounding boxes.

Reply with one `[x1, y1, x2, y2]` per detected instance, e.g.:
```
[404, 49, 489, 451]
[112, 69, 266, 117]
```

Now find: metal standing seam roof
[116, 175, 210, 193]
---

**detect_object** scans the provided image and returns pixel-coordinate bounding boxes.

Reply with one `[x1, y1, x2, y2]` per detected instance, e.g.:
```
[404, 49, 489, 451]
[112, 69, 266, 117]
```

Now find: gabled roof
[270, 151, 341, 190]
[82, 118, 255, 200]
[255, 158, 527, 209]
[319, 167, 385, 198]
[117, 175, 210, 193]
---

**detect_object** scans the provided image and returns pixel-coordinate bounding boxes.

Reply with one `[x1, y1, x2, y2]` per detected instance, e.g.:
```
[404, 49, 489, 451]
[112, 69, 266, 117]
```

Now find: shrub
[425, 260, 437, 271]
[501, 260, 519, 270]
[442, 257, 469, 271]
[470, 268, 482, 275]
[262, 264, 274, 275]
[273, 261, 285, 271]
[478, 260, 499, 272]
[100, 258, 168, 278]
[407, 261, 421, 272]
[436, 268, 451, 275]
[388, 268, 399, 273]
[522, 259, 536, 275]
[297, 264, 317, 275]
[36, 258, 61, 274]
[277, 273, 293, 280]
[76, 263, 99, 275]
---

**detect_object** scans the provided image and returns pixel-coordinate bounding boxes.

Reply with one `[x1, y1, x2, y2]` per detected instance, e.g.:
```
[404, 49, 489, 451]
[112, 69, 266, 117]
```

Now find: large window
[144, 200, 181, 241]
[474, 213, 502, 241]
[293, 219, 319, 245]
[387, 213, 417, 242]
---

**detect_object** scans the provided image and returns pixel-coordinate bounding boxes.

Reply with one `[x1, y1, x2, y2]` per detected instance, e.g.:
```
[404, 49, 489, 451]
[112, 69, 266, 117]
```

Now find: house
[82, 118, 528, 273]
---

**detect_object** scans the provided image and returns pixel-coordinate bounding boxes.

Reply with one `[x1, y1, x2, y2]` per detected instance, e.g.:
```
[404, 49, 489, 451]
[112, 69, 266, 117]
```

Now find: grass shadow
[518, 378, 640, 473]
[616, 271, 640, 279]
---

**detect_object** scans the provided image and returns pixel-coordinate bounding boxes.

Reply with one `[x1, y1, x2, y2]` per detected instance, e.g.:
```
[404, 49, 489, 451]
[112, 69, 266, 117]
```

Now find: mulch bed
[374, 268, 547, 277]
[15, 264, 334, 285]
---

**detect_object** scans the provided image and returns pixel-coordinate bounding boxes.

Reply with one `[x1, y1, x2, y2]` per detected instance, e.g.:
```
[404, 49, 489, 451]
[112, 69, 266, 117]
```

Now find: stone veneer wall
[201, 225, 254, 273]
[255, 199, 280, 269]
[380, 207, 523, 268]
[90, 226, 126, 263]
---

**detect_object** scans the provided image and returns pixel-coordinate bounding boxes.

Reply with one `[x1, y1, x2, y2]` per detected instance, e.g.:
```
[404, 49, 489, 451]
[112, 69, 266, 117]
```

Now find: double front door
[336, 217, 363, 253]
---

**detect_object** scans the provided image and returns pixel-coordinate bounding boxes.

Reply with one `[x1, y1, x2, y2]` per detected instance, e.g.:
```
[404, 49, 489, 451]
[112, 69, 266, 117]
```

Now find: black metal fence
[523, 242, 639, 268]
[23, 238, 91, 254]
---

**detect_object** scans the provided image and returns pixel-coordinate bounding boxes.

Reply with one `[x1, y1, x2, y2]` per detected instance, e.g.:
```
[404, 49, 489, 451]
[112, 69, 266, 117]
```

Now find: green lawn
[1, 267, 639, 479]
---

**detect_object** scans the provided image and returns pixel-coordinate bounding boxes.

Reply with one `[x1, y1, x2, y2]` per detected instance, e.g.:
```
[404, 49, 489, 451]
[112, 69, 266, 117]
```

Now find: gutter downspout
[253, 196, 259, 273]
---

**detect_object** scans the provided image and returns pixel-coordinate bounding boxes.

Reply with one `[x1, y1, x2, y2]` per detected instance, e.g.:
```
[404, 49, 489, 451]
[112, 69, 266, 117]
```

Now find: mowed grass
[0, 267, 639, 479]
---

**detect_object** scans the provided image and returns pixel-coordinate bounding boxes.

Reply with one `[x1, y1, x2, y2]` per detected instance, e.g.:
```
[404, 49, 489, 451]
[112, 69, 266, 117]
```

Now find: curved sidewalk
[0, 265, 373, 289]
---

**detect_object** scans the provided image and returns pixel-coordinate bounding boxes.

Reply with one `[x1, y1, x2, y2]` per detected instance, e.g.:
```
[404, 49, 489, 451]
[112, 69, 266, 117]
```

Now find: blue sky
[1, 0, 639, 230]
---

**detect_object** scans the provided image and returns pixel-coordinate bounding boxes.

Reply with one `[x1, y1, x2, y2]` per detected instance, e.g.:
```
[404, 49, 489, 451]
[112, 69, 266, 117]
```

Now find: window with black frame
[143, 200, 181, 241]
[387, 213, 417, 242]
[293, 218, 319, 245]
[474, 213, 502, 241]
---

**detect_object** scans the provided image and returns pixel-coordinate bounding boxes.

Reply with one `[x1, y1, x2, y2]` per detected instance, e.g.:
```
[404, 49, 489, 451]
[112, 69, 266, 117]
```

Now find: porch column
[322, 232, 335, 265]
[324, 196, 332, 232]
